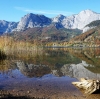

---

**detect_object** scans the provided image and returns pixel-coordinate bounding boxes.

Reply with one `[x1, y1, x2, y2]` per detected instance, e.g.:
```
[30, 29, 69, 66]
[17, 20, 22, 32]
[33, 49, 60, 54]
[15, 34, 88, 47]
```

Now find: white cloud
[14, 6, 73, 16]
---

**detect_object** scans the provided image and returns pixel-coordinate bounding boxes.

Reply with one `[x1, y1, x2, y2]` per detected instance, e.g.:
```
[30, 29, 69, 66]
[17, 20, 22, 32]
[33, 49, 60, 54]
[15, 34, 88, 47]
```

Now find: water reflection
[0, 48, 100, 79]
[16, 61, 51, 77]
[52, 61, 100, 80]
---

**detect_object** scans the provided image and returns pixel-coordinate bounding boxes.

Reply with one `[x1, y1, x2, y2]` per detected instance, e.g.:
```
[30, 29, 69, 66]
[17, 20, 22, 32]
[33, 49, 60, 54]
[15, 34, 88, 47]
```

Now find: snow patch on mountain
[83, 26, 96, 33]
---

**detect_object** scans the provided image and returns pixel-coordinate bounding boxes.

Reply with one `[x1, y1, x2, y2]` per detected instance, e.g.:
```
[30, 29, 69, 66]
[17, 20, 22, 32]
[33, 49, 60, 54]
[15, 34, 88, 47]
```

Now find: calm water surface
[0, 48, 100, 98]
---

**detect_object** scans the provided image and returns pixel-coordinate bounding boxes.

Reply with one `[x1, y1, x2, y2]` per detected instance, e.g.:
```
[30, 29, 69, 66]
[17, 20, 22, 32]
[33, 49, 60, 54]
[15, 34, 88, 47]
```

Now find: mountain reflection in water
[16, 61, 51, 77]
[0, 48, 100, 79]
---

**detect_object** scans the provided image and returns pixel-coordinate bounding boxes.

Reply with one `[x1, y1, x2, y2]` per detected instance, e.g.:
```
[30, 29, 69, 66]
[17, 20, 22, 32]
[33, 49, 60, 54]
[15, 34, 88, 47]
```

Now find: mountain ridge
[1, 9, 100, 33]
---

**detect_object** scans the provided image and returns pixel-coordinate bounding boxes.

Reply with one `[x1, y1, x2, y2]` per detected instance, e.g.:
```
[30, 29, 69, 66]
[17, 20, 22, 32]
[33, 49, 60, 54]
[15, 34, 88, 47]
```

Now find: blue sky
[1, 0, 100, 22]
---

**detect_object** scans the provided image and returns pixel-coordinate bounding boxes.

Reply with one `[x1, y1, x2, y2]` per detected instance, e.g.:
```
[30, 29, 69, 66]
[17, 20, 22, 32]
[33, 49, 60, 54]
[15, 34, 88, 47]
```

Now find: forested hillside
[7, 24, 82, 42]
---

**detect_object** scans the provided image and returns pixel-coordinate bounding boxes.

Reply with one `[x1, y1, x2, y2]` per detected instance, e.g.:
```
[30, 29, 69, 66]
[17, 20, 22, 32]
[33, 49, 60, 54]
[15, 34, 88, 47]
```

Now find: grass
[0, 36, 43, 52]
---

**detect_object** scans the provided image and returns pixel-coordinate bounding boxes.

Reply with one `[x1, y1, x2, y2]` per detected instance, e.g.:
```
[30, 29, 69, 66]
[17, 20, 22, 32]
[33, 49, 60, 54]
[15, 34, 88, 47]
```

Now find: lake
[0, 48, 100, 99]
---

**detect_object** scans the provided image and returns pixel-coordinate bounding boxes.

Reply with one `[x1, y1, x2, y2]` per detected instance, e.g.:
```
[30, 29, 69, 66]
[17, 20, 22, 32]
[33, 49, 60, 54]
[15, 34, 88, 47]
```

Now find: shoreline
[0, 77, 100, 99]
[0, 76, 82, 99]
[1, 77, 100, 99]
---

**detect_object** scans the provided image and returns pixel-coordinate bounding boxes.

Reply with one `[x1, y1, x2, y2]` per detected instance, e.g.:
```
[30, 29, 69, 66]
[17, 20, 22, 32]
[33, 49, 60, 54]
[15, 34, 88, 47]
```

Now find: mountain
[70, 24, 100, 47]
[17, 9, 100, 32]
[52, 9, 100, 30]
[8, 24, 82, 42]
[16, 13, 52, 31]
[0, 20, 18, 33]
[71, 28, 96, 41]
[85, 20, 100, 27]
[83, 20, 100, 32]
[1, 9, 100, 33]
[52, 14, 66, 23]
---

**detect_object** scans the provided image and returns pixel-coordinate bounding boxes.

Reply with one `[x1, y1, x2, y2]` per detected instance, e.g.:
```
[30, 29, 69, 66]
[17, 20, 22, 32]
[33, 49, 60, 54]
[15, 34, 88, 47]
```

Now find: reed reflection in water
[0, 48, 100, 98]
[0, 48, 100, 79]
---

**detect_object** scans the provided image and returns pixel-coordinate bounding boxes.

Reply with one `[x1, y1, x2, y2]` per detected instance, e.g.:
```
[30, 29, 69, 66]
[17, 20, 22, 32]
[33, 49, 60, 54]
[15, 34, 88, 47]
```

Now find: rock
[16, 13, 52, 31]
[72, 78, 100, 94]
[0, 20, 18, 33]
[27, 91, 30, 94]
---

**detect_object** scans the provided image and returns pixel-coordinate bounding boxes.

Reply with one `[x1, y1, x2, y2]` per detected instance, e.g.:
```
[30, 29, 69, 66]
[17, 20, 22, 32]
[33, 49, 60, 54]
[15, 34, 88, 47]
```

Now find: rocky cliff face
[16, 13, 52, 31]
[52, 9, 100, 30]
[0, 20, 18, 33]
[1, 9, 100, 33]
[52, 14, 66, 23]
